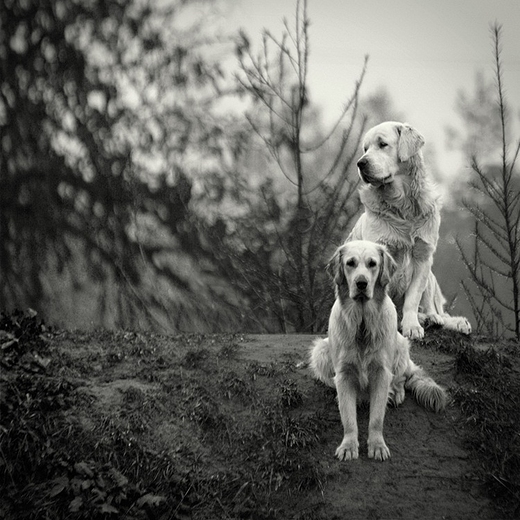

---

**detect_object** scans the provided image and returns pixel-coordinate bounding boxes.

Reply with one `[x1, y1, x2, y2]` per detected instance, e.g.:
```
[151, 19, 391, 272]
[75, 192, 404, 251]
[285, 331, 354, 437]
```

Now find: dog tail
[309, 337, 335, 388]
[405, 361, 447, 412]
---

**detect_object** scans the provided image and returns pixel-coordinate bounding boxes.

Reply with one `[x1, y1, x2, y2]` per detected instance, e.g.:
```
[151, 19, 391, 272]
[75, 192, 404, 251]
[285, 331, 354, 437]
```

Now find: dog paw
[402, 313, 424, 339]
[456, 317, 472, 335]
[368, 438, 390, 461]
[443, 316, 472, 335]
[388, 386, 405, 407]
[426, 313, 444, 326]
[335, 439, 359, 461]
[402, 322, 424, 339]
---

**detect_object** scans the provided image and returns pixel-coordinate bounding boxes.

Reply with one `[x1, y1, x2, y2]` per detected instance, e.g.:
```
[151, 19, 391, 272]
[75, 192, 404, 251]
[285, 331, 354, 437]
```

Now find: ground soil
[240, 335, 497, 520]
[40, 330, 500, 520]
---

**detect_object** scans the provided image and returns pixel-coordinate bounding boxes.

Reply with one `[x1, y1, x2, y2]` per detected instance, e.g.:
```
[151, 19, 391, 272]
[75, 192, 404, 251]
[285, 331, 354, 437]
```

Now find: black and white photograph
[1, 0, 519, 518]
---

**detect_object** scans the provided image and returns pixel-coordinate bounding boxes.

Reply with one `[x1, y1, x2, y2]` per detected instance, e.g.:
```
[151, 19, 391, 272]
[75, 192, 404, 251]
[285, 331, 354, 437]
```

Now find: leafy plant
[0, 309, 50, 371]
[47, 461, 166, 518]
[0, 310, 183, 519]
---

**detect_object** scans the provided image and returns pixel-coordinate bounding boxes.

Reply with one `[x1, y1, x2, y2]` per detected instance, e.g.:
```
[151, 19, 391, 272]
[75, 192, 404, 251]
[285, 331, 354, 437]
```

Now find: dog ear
[377, 244, 397, 287]
[326, 248, 346, 287]
[397, 123, 425, 162]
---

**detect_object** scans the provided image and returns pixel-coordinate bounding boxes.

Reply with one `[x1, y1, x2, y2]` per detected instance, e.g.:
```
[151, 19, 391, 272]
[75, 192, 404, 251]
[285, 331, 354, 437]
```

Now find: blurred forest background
[1, 0, 518, 337]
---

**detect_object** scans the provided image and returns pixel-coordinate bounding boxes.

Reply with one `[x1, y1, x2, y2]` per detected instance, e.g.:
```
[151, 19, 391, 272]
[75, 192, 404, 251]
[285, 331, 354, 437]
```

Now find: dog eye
[379, 142, 388, 148]
[346, 259, 356, 267]
[368, 259, 377, 268]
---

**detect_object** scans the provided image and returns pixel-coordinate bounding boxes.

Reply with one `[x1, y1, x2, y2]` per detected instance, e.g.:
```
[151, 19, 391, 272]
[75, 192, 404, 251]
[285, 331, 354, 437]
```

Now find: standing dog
[310, 240, 446, 461]
[351, 121, 471, 339]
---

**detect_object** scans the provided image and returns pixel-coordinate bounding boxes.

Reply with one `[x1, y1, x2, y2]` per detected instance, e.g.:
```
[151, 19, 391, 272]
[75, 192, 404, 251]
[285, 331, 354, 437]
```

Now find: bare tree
[456, 24, 520, 339]
[231, 0, 368, 332]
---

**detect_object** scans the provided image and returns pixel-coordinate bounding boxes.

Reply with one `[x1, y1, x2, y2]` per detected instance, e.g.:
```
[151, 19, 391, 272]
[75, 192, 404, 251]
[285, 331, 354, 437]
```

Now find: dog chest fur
[329, 297, 396, 392]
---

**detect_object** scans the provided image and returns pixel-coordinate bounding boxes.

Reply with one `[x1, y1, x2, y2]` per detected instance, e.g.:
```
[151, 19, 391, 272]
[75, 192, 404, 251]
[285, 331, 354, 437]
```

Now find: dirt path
[240, 334, 497, 520]
[39, 330, 501, 519]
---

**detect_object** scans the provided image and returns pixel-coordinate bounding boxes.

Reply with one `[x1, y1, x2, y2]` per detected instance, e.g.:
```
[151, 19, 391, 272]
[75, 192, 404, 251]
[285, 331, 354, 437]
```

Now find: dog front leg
[334, 367, 359, 461]
[367, 365, 392, 461]
[402, 258, 431, 339]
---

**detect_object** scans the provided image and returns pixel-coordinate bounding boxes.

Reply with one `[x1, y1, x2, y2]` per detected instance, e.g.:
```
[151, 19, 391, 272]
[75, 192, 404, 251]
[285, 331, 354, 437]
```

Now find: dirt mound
[242, 335, 495, 520]
[2, 320, 516, 519]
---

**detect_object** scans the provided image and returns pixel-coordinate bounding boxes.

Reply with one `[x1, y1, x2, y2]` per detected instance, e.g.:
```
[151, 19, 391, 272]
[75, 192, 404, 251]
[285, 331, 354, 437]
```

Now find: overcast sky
[224, 0, 520, 181]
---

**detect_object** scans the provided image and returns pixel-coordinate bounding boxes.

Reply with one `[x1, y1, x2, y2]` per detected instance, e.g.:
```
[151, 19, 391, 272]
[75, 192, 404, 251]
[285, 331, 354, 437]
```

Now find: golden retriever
[351, 121, 471, 339]
[310, 240, 447, 461]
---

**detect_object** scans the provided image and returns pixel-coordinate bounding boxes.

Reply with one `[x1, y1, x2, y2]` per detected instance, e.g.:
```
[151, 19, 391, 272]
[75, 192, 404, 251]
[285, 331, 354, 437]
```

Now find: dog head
[356, 122, 425, 186]
[328, 240, 396, 302]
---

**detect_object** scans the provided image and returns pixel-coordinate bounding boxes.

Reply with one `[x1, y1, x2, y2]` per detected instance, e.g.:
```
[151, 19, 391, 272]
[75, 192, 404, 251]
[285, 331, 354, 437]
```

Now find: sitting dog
[310, 240, 447, 461]
[351, 121, 471, 339]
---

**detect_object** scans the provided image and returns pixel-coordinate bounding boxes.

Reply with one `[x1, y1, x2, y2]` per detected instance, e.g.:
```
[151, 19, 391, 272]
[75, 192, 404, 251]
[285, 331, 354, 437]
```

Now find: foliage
[0, 308, 50, 371]
[0, 0, 403, 334]
[422, 327, 520, 517]
[0, 310, 327, 519]
[0, 0, 247, 332]
[452, 345, 520, 518]
[454, 24, 520, 339]
[0, 310, 173, 519]
[217, 0, 368, 332]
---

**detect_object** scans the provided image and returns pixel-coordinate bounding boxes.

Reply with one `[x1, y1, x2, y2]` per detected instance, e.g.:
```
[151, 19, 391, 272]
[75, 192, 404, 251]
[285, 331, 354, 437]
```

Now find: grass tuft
[277, 379, 304, 408]
[451, 344, 520, 518]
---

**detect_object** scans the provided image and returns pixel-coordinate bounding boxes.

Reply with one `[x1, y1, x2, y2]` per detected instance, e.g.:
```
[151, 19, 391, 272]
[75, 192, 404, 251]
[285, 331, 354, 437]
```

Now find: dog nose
[357, 157, 368, 170]
[356, 278, 368, 291]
